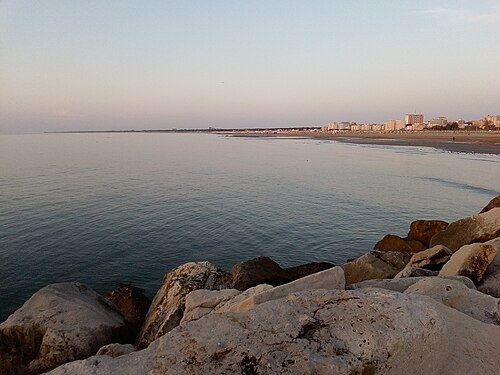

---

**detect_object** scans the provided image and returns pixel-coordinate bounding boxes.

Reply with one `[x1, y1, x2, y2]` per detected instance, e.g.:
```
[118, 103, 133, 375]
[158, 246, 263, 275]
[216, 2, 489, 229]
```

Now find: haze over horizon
[1, 0, 499, 133]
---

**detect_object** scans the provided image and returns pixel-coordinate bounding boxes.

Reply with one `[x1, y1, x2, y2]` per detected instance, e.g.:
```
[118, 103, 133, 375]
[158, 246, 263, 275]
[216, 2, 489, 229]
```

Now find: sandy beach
[228, 131, 500, 155]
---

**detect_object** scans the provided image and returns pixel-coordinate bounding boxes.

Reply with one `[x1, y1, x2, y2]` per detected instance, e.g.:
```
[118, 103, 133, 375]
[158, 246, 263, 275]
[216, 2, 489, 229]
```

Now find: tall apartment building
[405, 113, 424, 125]
[384, 119, 405, 131]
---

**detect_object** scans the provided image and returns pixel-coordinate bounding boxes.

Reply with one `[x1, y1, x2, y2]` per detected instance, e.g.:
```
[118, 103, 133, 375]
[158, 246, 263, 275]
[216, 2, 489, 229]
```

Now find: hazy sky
[1, 1, 499, 133]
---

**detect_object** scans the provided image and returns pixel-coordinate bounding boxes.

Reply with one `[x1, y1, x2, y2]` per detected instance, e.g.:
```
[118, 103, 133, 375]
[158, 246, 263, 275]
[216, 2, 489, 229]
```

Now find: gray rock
[395, 266, 439, 278]
[406, 245, 453, 270]
[96, 344, 136, 358]
[181, 288, 241, 323]
[46, 288, 500, 375]
[342, 251, 412, 285]
[136, 261, 231, 348]
[0, 282, 129, 375]
[439, 240, 498, 283]
[405, 277, 500, 325]
[429, 208, 500, 252]
[478, 238, 500, 297]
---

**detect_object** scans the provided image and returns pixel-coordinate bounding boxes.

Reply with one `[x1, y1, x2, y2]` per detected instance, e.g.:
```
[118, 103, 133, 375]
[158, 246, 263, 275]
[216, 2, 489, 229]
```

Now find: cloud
[415, 7, 500, 24]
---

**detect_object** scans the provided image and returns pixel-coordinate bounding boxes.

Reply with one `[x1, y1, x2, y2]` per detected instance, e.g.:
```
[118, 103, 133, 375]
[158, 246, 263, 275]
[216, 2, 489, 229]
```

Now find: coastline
[225, 131, 500, 155]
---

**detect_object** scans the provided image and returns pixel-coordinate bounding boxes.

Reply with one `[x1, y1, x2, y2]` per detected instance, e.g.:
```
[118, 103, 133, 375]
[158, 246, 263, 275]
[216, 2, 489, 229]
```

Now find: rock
[284, 261, 335, 280]
[480, 195, 500, 213]
[0, 282, 129, 375]
[181, 288, 240, 323]
[439, 241, 498, 283]
[46, 288, 500, 375]
[136, 261, 231, 348]
[231, 256, 291, 291]
[407, 220, 449, 246]
[374, 234, 426, 253]
[405, 245, 453, 271]
[405, 277, 500, 325]
[347, 275, 476, 293]
[103, 285, 151, 339]
[395, 266, 439, 278]
[478, 238, 500, 297]
[342, 251, 412, 285]
[97, 344, 136, 358]
[223, 266, 345, 313]
[429, 208, 500, 252]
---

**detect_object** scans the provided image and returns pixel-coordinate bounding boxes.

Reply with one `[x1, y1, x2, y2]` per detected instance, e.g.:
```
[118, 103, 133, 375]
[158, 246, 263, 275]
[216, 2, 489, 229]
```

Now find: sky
[1, 0, 499, 133]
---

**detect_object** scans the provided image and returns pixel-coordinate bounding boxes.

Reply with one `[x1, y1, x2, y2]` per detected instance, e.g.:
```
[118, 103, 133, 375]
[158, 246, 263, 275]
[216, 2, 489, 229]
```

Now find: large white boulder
[0, 282, 129, 375]
[136, 261, 231, 348]
[47, 288, 500, 375]
[478, 238, 500, 297]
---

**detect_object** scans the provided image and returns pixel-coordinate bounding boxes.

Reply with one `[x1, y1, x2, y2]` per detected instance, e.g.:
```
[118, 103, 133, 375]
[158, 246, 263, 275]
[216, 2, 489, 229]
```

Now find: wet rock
[136, 261, 231, 348]
[97, 344, 136, 358]
[478, 238, 500, 297]
[480, 195, 500, 213]
[0, 282, 129, 375]
[405, 277, 500, 325]
[374, 234, 426, 253]
[429, 208, 500, 252]
[231, 256, 291, 291]
[439, 241, 498, 283]
[284, 262, 335, 280]
[407, 220, 449, 246]
[103, 285, 151, 339]
[342, 251, 412, 285]
[47, 288, 500, 375]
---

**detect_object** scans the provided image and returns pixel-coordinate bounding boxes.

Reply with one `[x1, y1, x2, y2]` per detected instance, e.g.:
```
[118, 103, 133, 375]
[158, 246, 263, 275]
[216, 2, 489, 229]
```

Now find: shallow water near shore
[1, 133, 499, 321]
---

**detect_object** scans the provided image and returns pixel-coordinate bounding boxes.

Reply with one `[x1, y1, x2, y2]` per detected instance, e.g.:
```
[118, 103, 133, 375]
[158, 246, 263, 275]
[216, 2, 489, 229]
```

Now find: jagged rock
[480, 195, 500, 213]
[136, 261, 231, 348]
[478, 238, 500, 297]
[0, 282, 129, 375]
[374, 234, 426, 253]
[46, 289, 500, 375]
[347, 275, 476, 293]
[97, 344, 136, 358]
[181, 288, 240, 323]
[405, 277, 500, 325]
[284, 262, 335, 280]
[439, 241, 498, 283]
[103, 285, 151, 339]
[231, 256, 291, 291]
[395, 266, 439, 278]
[429, 208, 500, 252]
[405, 245, 452, 270]
[342, 251, 412, 285]
[407, 220, 449, 246]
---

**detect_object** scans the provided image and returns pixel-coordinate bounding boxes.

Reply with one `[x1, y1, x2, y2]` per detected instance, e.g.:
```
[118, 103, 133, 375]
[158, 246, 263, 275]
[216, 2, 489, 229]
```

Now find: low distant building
[429, 116, 447, 127]
[405, 113, 424, 125]
[486, 114, 500, 127]
[385, 119, 405, 131]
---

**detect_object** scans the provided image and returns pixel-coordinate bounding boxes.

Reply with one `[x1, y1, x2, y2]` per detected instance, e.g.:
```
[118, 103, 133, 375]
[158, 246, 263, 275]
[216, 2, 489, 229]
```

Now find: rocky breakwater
[1, 195, 499, 374]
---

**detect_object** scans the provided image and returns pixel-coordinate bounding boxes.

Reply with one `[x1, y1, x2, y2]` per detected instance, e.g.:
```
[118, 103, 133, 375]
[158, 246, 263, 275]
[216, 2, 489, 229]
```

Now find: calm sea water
[1, 133, 499, 321]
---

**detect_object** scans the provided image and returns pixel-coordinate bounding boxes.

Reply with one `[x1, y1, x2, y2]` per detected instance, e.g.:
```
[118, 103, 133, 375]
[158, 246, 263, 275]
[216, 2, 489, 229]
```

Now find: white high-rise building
[405, 114, 424, 125]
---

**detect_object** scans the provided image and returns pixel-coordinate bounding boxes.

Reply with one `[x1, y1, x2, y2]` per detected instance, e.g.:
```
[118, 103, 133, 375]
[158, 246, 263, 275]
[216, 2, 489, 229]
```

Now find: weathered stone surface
[181, 288, 240, 323]
[480, 195, 500, 213]
[395, 266, 439, 278]
[0, 282, 129, 375]
[96, 344, 136, 358]
[405, 245, 452, 271]
[103, 285, 151, 339]
[478, 238, 500, 297]
[407, 220, 449, 246]
[439, 241, 498, 283]
[405, 277, 500, 325]
[284, 261, 335, 280]
[224, 266, 345, 313]
[47, 289, 500, 375]
[347, 275, 476, 293]
[374, 234, 425, 253]
[231, 256, 291, 291]
[429, 208, 500, 252]
[342, 251, 412, 285]
[136, 261, 231, 348]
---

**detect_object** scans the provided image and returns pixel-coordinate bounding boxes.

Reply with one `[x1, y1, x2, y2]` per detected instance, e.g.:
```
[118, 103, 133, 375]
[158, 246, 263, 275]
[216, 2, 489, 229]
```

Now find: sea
[1, 133, 499, 321]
